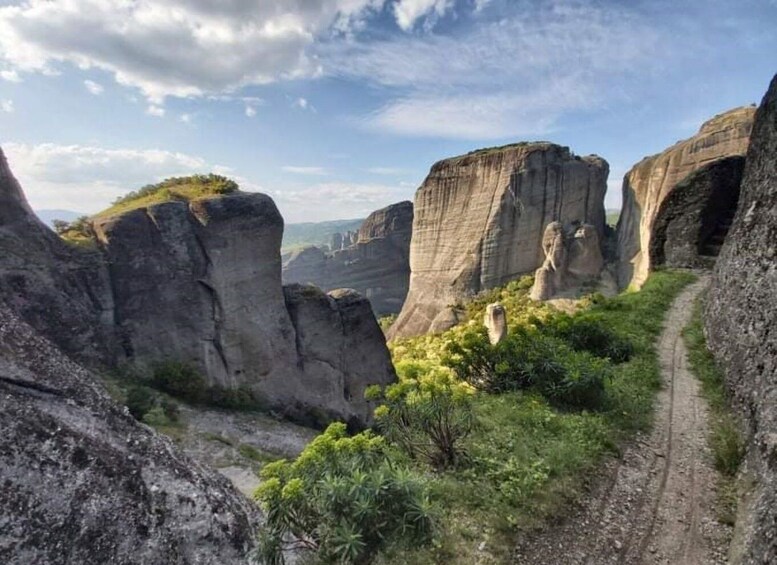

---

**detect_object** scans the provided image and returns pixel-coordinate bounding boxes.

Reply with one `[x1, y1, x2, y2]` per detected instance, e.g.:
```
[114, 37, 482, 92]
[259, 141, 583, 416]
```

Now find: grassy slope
[683, 297, 744, 525]
[383, 271, 696, 564]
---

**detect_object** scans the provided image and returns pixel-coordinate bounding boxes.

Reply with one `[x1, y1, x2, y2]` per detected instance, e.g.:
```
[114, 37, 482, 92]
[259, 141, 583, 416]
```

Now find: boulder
[649, 156, 745, 269]
[704, 74, 777, 565]
[283, 201, 413, 316]
[0, 302, 257, 565]
[616, 106, 755, 289]
[484, 303, 507, 345]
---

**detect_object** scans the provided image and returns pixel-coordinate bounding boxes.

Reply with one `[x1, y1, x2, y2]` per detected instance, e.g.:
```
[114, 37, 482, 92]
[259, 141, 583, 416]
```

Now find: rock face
[616, 106, 755, 289]
[649, 156, 745, 269]
[0, 147, 395, 427]
[530, 221, 604, 301]
[283, 284, 396, 427]
[0, 302, 258, 565]
[388, 143, 608, 338]
[0, 148, 115, 364]
[283, 201, 413, 315]
[705, 75, 777, 565]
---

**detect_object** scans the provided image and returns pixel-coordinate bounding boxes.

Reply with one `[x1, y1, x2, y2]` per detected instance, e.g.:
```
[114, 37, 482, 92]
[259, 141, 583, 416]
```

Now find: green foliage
[368, 361, 475, 469]
[442, 326, 608, 410]
[254, 423, 434, 564]
[683, 298, 744, 477]
[538, 313, 635, 363]
[125, 385, 155, 420]
[378, 314, 398, 333]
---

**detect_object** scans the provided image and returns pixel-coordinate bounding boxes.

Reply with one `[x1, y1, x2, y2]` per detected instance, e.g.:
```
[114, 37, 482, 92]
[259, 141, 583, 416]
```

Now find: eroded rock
[616, 106, 755, 289]
[388, 143, 608, 338]
[484, 303, 507, 345]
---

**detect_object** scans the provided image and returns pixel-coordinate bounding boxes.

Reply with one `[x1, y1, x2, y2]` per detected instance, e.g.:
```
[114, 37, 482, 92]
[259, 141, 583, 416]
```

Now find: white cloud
[245, 105, 257, 117]
[2, 142, 224, 212]
[146, 104, 165, 117]
[393, 0, 453, 31]
[1, 99, 13, 113]
[0, 0, 387, 102]
[325, 2, 665, 139]
[83, 79, 103, 95]
[274, 181, 412, 223]
[179, 113, 193, 123]
[366, 166, 406, 175]
[1, 69, 20, 82]
[282, 165, 329, 175]
[294, 97, 310, 110]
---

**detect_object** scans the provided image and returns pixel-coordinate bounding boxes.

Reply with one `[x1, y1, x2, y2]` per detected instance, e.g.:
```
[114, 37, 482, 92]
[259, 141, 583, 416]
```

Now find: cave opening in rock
[649, 156, 745, 269]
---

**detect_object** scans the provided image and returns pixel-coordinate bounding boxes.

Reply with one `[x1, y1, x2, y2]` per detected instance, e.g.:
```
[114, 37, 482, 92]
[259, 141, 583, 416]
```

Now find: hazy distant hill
[282, 218, 364, 253]
[34, 209, 82, 227]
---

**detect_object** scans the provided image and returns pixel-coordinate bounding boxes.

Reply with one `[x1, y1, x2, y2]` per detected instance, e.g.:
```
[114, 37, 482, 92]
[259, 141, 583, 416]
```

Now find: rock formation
[530, 221, 604, 301]
[616, 106, 755, 289]
[0, 148, 395, 427]
[484, 303, 507, 345]
[388, 143, 608, 338]
[283, 201, 413, 316]
[649, 156, 745, 269]
[0, 302, 257, 565]
[705, 74, 777, 564]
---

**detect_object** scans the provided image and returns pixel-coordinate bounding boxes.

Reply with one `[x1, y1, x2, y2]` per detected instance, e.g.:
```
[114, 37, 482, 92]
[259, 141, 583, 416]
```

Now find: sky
[0, 0, 775, 223]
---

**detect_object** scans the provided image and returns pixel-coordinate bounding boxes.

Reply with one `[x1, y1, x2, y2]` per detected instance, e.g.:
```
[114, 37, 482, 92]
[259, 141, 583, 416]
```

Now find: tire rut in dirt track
[513, 275, 731, 565]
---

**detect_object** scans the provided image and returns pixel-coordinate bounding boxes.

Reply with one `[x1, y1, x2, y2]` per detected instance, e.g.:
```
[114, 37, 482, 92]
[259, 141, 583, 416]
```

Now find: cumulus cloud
[146, 104, 165, 117]
[0, 0, 386, 102]
[393, 0, 453, 31]
[3, 142, 222, 211]
[245, 105, 257, 118]
[1, 99, 13, 113]
[83, 79, 104, 95]
[1, 69, 20, 82]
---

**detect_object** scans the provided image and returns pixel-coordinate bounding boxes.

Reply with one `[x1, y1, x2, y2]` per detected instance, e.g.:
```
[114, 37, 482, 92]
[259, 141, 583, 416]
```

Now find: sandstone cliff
[705, 75, 777, 564]
[283, 201, 413, 315]
[388, 143, 608, 338]
[0, 302, 258, 564]
[616, 106, 755, 289]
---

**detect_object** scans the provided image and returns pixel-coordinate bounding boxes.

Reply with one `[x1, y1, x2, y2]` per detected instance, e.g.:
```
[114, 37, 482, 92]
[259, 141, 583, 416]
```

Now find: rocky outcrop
[0, 148, 395, 427]
[388, 143, 608, 338]
[283, 201, 413, 315]
[704, 75, 777, 565]
[0, 148, 115, 364]
[0, 302, 257, 564]
[283, 284, 396, 428]
[484, 303, 507, 345]
[530, 221, 604, 301]
[649, 156, 745, 269]
[616, 106, 755, 289]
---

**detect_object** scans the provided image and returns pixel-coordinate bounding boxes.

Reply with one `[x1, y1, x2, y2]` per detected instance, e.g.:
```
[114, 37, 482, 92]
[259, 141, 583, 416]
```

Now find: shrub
[367, 361, 475, 469]
[125, 385, 155, 420]
[443, 327, 608, 410]
[149, 361, 209, 404]
[539, 313, 634, 363]
[254, 423, 434, 565]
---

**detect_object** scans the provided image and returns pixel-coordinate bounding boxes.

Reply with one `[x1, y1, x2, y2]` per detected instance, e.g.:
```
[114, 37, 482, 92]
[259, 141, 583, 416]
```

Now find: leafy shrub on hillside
[539, 313, 635, 363]
[443, 327, 608, 410]
[367, 361, 474, 469]
[111, 174, 238, 208]
[254, 423, 434, 564]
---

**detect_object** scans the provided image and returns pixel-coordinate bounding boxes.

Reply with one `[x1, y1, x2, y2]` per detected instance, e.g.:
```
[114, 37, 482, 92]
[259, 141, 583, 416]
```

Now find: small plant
[367, 361, 475, 469]
[125, 385, 155, 420]
[254, 423, 434, 565]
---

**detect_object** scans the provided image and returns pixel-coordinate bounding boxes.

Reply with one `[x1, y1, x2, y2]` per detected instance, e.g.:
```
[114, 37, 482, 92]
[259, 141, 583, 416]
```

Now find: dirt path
[513, 276, 731, 565]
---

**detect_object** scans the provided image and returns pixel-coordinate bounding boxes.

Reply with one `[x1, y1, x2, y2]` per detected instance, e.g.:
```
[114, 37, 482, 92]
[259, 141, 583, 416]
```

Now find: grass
[683, 296, 745, 525]
[381, 270, 697, 563]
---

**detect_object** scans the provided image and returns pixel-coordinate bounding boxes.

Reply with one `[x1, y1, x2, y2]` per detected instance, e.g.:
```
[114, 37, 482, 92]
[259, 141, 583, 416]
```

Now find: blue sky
[0, 0, 775, 223]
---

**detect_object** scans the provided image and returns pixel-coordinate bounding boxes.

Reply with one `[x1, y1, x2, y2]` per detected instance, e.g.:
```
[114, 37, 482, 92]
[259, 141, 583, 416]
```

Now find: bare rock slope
[705, 74, 777, 564]
[283, 201, 413, 315]
[389, 143, 608, 338]
[0, 303, 258, 565]
[616, 106, 755, 289]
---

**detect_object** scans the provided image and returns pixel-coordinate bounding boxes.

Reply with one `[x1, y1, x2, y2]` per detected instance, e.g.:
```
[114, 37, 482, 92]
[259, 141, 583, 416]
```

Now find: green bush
[539, 313, 635, 363]
[149, 362, 209, 404]
[367, 361, 475, 469]
[254, 423, 434, 564]
[443, 327, 608, 410]
[125, 385, 155, 420]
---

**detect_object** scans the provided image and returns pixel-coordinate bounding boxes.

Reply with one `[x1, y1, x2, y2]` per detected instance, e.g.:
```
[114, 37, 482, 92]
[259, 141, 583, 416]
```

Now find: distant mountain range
[33, 208, 363, 252]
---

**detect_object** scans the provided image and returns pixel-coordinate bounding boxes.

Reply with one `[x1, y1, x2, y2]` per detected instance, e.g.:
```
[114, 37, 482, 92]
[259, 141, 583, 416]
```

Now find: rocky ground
[513, 276, 732, 564]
